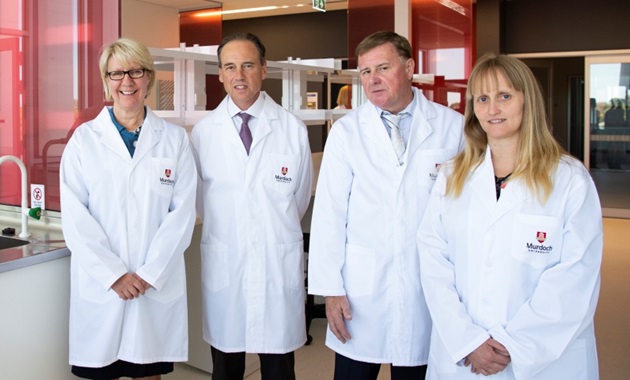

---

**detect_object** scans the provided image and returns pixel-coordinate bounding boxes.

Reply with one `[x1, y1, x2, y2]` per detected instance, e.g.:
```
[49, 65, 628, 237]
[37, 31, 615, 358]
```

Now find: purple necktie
[239, 112, 253, 155]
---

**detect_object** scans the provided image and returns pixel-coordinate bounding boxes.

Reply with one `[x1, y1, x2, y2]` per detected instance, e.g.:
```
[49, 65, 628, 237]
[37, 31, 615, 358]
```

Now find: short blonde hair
[98, 38, 155, 101]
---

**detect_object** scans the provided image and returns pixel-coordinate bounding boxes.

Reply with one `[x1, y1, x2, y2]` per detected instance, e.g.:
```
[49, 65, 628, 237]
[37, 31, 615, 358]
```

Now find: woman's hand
[111, 273, 149, 300]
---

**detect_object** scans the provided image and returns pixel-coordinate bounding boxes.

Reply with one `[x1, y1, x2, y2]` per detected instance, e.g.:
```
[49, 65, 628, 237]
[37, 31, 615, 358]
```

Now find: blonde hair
[98, 38, 155, 101]
[336, 85, 352, 109]
[446, 54, 565, 203]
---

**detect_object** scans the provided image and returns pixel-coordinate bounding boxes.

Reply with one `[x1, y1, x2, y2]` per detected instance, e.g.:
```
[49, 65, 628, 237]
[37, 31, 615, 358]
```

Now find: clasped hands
[326, 295, 511, 377]
[465, 338, 511, 376]
[111, 272, 152, 300]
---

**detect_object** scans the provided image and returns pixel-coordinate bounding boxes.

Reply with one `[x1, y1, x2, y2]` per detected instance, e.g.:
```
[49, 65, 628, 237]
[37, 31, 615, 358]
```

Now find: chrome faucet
[0, 155, 41, 238]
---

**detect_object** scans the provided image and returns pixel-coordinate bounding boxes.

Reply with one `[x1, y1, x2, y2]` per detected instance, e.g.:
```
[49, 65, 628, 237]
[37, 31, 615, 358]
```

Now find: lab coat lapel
[491, 170, 531, 223]
[250, 94, 275, 153]
[96, 107, 134, 160]
[216, 96, 274, 155]
[213, 98, 247, 153]
[361, 105, 402, 160]
[363, 88, 436, 165]
[132, 108, 161, 165]
[471, 149, 532, 229]
[405, 91, 435, 162]
[470, 152, 498, 210]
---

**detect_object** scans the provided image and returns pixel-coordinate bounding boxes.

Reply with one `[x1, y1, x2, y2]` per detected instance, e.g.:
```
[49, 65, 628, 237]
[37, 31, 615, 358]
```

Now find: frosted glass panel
[0, 0, 119, 210]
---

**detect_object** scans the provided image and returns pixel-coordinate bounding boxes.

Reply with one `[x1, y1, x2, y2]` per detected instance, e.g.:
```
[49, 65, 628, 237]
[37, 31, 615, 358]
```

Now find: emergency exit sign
[313, 0, 326, 12]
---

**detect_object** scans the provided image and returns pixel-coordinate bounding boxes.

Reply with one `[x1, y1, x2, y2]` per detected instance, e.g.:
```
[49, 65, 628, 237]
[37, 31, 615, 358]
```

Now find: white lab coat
[417, 149, 602, 379]
[190, 92, 313, 353]
[308, 87, 464, 365]
[60, 107, 197, 367]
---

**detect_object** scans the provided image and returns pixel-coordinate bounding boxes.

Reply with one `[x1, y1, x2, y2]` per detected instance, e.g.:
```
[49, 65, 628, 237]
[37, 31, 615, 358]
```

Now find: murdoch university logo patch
[527, 231, 552, 254]
[160, 168, 175, 186]
[275, 166, 293, 184]
[429, 163, 442, 181]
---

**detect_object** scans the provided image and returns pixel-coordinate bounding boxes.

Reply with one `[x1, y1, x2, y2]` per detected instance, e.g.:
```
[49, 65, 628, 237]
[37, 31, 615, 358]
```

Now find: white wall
[121, 0, 179, 48]
[121, 0, 181, 110]
[0, 256, 71, 379]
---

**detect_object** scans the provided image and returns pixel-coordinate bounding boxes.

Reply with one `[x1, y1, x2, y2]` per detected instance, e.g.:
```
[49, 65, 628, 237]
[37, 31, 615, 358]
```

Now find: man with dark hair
[191, 32, 313, 380]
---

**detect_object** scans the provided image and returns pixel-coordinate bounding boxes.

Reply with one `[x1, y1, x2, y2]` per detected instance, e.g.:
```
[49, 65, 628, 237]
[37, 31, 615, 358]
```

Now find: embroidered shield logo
[536, 231, 546, 243]
[165, 169, 172, 178]
[281, 167, 288, 176]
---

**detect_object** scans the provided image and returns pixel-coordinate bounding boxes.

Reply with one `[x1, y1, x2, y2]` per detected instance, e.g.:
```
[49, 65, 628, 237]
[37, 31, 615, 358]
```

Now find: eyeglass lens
[107, 69, 146, 80]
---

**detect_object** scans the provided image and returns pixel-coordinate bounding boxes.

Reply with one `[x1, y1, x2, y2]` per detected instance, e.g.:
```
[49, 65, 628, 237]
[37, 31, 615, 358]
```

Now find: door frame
[511, 49, 630, 168]
[584, 54, 630, 169]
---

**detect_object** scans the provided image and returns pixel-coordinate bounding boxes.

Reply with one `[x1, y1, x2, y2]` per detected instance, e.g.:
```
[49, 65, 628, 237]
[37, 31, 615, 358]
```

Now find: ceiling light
[436, 0, 466, 16]
[222, 6, 280, 15]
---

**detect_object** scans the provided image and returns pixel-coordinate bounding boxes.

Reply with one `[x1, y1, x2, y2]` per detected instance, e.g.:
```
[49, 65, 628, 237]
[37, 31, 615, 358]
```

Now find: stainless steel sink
[0, 236, 29, 249]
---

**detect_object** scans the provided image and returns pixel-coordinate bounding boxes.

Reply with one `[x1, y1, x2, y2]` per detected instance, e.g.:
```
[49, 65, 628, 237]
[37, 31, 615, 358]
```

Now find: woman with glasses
[60, 37, 197, 380]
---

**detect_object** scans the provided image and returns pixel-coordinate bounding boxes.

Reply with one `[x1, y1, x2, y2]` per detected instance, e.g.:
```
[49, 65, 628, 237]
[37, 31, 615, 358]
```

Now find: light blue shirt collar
[378, 90, 416, 143]
[227, 92, 266, 135]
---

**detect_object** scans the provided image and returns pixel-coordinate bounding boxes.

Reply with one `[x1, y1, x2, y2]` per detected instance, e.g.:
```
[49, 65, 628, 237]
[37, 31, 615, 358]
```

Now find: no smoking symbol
[33, 188, 43, 201]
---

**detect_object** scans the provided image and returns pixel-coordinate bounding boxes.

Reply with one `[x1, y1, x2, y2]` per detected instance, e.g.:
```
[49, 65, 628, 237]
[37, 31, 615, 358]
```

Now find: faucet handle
[23, 207, 42, 220]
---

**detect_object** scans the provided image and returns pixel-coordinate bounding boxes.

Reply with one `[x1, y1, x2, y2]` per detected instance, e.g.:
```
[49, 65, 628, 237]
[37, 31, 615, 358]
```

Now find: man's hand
[464, 338, 511, 376]
[325, 295, 352, 343]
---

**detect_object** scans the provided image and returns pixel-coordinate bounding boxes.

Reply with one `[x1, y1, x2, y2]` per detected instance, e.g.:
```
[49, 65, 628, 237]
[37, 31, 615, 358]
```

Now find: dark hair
[217, 32, 266, 67]
[355, 31, 412, 60]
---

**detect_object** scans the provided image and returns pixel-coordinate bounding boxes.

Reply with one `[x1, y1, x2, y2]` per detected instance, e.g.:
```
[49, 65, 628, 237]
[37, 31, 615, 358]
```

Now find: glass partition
[586, 56, 630, 215]
[0, 0, 119, 211]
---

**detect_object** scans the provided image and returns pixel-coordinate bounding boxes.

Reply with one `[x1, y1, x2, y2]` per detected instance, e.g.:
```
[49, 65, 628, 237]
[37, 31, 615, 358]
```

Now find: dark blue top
[108, 106, 146, 157]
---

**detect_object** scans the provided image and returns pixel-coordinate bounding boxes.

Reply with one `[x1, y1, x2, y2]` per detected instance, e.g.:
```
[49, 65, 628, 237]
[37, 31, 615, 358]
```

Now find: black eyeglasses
[106, 68, 149, 81]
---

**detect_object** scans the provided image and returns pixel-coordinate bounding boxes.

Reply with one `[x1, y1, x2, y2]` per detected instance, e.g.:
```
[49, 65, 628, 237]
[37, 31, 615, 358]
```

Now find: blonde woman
[334, 84, 352, 109]
[61, 37, 197, 379]
[418, 54, 602, 379]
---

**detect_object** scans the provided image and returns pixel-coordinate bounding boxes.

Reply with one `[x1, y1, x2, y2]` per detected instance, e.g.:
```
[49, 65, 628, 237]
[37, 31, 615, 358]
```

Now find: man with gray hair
[308, 31, 464, 380]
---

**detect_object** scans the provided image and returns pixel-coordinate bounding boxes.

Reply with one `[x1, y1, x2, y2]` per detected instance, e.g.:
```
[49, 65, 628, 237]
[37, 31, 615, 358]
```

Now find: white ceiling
[134, 0, 348, 20]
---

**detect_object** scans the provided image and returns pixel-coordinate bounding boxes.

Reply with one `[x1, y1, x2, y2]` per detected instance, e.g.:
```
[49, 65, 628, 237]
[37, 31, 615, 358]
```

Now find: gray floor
[164, 317, 392, 380]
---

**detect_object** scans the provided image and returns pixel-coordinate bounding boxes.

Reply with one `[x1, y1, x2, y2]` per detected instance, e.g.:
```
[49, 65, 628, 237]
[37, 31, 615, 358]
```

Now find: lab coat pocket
[342, 244, 375, 297]
[266, 153, 299, 197]
[511, 214, 562, 269]
[201, 239, 229, 292]
[144, 255, 185, 304]
[77, 265, 118, 304]
[273, 240, 304, 290]
[151, 158, 177, 198]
